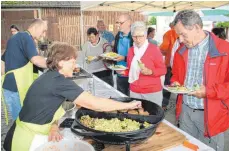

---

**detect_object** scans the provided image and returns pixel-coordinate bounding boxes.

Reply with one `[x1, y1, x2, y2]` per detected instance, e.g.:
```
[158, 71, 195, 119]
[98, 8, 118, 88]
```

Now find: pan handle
[71, 121, 106, 137]
[118, 135, 148, 141]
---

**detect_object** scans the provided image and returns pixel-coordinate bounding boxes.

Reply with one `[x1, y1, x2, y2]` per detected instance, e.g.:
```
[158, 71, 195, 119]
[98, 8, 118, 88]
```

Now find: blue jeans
[3, 89, 21, 120]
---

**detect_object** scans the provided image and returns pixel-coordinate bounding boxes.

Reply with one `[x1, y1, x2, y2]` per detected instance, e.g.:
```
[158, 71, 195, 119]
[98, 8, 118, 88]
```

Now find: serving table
[68, 75, 215, 151]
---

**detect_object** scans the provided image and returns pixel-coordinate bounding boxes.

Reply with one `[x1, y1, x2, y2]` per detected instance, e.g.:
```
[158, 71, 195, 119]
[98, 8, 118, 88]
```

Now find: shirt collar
[119, 31, 131, 38]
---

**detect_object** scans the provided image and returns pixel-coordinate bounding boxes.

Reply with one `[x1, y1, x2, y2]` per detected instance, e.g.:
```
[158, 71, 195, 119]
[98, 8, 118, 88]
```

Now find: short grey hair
[173, 10, 203, 29]
[97, 19, 104, 24]
[131, 21, 147, 36]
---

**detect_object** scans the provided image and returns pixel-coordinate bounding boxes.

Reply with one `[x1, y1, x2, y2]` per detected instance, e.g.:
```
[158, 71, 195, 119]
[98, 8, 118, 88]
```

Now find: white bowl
[35, 139, 94, 151]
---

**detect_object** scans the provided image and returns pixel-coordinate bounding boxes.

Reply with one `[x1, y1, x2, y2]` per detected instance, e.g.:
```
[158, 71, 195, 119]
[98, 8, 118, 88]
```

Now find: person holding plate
[118, 21, 166, 106]
[171, 10, 229, 151]
[82, 27, 113, 86]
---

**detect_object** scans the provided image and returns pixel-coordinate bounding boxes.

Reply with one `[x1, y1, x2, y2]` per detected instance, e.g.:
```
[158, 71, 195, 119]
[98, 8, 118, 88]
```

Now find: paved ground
[1, 85, 229, 151]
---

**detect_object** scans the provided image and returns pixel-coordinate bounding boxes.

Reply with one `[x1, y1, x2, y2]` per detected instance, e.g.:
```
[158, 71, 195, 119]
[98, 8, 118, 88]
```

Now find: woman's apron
[1, 62, 36, 125]
[11, 106, 65, 151]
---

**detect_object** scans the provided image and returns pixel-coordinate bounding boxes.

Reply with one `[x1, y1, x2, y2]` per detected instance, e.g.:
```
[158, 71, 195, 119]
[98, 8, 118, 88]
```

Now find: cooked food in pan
[124, 108, 149, 116]
[138, 108, 150, 116]
[127, 109, 139, 115]
[80, 115, 152, 132]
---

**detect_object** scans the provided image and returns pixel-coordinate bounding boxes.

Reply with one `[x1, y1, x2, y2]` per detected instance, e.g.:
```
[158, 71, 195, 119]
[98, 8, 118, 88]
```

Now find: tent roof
[81, 1, 229, 12]
[1, 1, 80, 8]
[149, 9, 229, 16]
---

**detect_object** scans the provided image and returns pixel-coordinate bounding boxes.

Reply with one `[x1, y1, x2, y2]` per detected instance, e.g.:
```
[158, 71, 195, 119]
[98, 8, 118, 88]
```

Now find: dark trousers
[93, 70, 114, 86]
[116, 76, 129, 96]
[162, 67, 172, 107]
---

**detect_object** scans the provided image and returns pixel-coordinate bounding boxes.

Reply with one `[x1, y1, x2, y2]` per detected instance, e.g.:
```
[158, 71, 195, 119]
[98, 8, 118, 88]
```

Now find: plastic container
[35, 139, 94, 151]
[62, 101, 76, 118]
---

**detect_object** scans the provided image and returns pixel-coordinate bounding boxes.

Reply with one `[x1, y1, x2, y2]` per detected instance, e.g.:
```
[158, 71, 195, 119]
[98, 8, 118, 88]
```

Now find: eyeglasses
[132, 35, 145, 39]
[116, 19, 128, 25]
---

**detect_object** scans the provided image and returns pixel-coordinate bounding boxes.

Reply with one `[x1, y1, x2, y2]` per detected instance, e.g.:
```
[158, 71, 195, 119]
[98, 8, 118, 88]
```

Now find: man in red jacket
[171, 10, 229, 151]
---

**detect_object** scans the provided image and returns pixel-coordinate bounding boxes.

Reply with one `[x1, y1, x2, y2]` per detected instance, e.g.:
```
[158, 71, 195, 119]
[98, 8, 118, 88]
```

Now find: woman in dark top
[10, 25, 19, 35]
[3, 42, 141, 151]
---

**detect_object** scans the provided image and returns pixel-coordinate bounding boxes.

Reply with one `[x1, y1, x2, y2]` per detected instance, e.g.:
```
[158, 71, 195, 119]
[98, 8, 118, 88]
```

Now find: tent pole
[80, 9, 84, 49]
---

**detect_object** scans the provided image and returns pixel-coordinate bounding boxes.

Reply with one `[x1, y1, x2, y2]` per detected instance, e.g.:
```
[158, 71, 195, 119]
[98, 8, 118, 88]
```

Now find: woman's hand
[48, 124, 63, 142]
[171, 81, 181, 86]
[114, 55, 125, 62]
[140, 66, 153, 75]
[116, 70, 125, 75]
[128, 101, 142, 109]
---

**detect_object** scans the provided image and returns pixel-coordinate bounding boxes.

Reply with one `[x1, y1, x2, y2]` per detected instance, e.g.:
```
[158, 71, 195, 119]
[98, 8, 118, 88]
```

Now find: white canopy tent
[80, 1, 229, 12]
[79, 1, 229, 44]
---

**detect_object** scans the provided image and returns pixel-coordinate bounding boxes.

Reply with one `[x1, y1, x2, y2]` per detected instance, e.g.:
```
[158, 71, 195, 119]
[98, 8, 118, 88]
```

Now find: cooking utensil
[71, 97, 164, 151]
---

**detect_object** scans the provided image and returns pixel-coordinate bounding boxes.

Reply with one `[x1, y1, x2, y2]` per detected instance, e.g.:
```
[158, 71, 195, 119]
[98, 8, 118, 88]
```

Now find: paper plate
[163, 85, 193, 94]
[108, 65, 127, 71]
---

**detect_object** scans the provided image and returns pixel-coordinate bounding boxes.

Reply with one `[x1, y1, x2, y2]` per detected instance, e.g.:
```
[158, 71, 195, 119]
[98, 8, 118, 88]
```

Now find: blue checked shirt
[183, 33, 209, 109]
[100, 30, 115, 44]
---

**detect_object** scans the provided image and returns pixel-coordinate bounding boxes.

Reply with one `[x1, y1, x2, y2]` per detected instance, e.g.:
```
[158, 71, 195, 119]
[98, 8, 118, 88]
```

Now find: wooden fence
[1, 10, 36, 50]
[1, 8, 145, 50]
[42, 8, 145, 49]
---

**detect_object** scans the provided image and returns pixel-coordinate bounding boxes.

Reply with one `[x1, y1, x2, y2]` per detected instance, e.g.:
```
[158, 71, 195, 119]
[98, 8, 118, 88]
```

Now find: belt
[193, 109, 204, 112]
[183, 103, 204, 112]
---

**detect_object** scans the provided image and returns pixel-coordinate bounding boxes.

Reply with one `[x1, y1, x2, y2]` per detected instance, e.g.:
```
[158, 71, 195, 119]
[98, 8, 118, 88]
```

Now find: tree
[216, 14, 229, 39]
[216, 22, 229, 28]
[148, 16, 157, 25]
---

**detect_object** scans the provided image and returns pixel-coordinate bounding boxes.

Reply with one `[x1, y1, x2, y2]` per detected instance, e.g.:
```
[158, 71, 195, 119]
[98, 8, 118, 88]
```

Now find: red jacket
[126, 43, 166, 93]
[171, 32, 229, 137]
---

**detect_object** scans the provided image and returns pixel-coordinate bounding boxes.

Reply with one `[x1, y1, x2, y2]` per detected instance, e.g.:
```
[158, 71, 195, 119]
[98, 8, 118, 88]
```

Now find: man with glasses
[113, 14, 133, 96]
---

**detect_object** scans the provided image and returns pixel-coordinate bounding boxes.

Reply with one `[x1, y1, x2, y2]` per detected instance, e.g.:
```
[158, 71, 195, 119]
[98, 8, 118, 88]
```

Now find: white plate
[108, 65, 127, 71]
[163, 85, 193, 94]
[100, 53, 119, 60]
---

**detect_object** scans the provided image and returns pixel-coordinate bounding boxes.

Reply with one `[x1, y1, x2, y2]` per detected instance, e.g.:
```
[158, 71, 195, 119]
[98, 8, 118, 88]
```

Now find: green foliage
[216, 22, 229, 28]
[216, 14, 229, 28]
[148, 16, 157, 25]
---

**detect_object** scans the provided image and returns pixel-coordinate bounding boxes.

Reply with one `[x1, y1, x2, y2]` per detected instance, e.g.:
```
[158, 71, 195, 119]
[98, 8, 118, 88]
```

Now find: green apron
[1, 62, 35, 125]
[11, 106, 65, 151]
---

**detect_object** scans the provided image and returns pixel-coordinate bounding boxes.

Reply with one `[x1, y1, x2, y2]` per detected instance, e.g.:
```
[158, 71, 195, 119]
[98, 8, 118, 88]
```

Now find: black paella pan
[71, 97, 165, 151]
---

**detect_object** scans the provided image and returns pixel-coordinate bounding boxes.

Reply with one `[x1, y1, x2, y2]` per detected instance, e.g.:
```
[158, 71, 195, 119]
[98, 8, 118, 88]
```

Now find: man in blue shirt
[1, 19, 47, 120]
[113, 14, 133, 96]
[97, 20, 115, 45]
